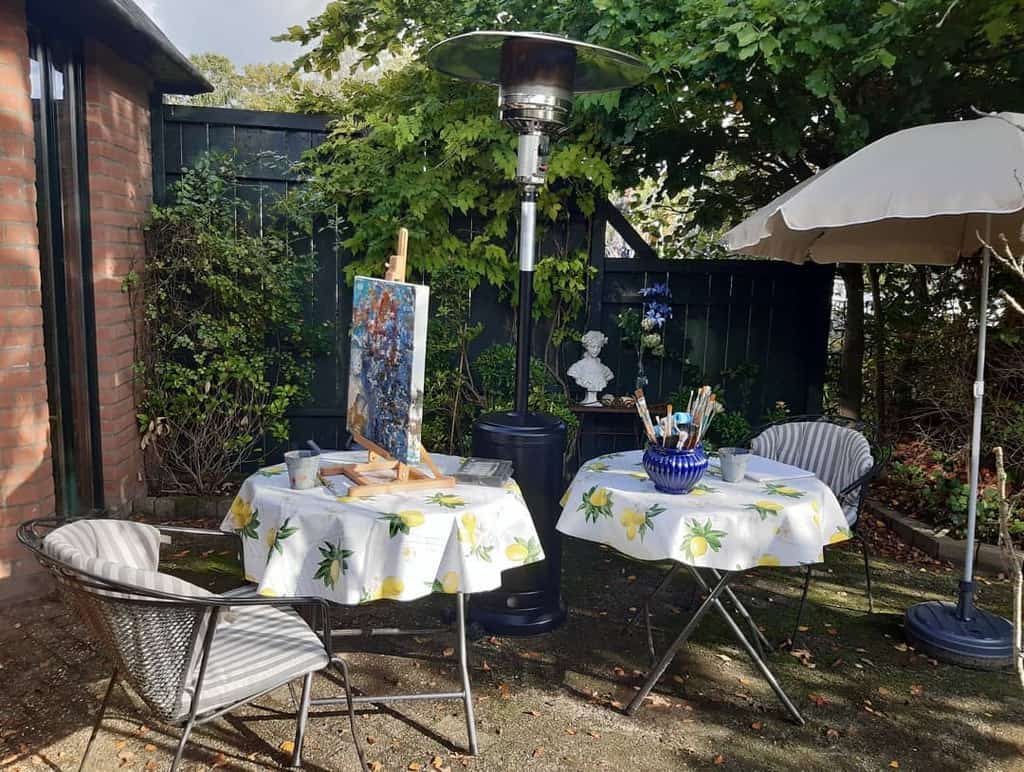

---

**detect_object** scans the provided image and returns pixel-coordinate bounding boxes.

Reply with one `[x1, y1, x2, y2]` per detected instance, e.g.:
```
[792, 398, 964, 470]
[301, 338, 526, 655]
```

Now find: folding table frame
[300, 592, 479, 756]
[625, 565, 805, 725]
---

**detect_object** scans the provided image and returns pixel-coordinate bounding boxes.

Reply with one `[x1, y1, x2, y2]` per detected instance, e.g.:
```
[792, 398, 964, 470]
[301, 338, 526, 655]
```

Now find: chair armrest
[156, 525, 237, 539]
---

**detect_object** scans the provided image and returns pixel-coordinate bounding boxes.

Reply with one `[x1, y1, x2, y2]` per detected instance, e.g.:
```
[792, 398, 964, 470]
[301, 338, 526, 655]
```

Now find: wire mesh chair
[18, 518, 369, 772]
[744, 415, 891, 643]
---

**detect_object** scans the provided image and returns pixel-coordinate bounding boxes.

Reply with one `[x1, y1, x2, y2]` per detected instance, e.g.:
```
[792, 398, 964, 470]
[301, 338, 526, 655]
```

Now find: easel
[321, 227, 456, 497]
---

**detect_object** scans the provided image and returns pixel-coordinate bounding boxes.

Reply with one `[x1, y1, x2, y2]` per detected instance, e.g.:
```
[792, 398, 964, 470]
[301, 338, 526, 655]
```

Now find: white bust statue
[568, 330, 614, 406]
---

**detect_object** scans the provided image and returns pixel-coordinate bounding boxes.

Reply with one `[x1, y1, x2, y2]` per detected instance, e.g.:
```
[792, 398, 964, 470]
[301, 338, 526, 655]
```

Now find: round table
[221, 450, 544, 604]
[556, 449, 850, 570]
[219, 450, 544, 756]
[556, 449, 850, 724]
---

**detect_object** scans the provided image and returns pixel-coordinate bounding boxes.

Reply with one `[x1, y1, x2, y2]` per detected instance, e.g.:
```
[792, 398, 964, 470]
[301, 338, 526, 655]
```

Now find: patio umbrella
[721, 110, 1024, 669]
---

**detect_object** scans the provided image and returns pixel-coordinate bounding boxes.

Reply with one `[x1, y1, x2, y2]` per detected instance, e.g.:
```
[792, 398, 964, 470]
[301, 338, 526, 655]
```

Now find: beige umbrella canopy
[723, 111, 1024, 264]
[721, 110, 1024, 668]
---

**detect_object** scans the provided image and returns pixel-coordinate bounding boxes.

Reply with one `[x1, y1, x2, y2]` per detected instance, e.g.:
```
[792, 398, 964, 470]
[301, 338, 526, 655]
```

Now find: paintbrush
[634, 388, 658, 444]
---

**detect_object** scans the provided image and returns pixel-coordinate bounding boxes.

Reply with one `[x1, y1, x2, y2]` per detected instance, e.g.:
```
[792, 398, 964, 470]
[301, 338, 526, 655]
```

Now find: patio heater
[427, 32, 648, 634]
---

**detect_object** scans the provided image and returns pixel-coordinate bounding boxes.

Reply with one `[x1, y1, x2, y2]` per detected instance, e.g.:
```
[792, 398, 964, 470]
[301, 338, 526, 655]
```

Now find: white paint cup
[718, 447, 750, 483]
[285, 450, 320, 490]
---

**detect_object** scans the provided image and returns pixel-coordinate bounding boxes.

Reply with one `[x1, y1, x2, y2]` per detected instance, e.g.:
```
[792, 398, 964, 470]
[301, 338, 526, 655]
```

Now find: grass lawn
[2, 515, 1022, 771]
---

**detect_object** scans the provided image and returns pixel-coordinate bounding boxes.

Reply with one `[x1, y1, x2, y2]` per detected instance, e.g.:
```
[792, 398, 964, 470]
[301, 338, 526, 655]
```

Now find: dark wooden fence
[154, 105, 834, 466]
[156, 105, 350, 450]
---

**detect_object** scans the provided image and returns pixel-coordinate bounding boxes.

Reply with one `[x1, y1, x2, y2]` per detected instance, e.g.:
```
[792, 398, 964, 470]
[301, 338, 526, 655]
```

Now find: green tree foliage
[169, 53, 307, 111]
[137, 155, 322, 494]
[292, 63, 612, 287]
[282, 0, 1024, 227]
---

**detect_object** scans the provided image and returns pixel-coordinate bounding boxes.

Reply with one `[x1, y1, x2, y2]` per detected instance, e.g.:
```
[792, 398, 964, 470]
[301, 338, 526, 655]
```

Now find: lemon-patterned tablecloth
[556, 450, 850, 571]
[220, 451, 543, 604]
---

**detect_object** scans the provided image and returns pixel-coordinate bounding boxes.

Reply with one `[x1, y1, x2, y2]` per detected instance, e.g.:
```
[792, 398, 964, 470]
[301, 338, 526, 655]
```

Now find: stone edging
[866, 502, 1007, 575]
[133, 495, 234, 521]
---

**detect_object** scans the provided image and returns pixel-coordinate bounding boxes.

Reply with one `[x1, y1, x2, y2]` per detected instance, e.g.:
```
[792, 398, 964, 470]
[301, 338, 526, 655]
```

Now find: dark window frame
[27, 21, 104, 518]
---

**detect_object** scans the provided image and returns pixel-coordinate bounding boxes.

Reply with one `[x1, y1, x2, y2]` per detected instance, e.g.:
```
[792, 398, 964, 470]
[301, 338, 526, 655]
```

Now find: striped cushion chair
[19, 518, 367, 772]
[747, 416, 888, 642]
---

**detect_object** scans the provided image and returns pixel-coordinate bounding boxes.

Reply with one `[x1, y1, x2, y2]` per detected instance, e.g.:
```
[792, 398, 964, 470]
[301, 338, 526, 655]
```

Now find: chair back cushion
[751, 421, 873, 524]
[43, 519, 213, 722]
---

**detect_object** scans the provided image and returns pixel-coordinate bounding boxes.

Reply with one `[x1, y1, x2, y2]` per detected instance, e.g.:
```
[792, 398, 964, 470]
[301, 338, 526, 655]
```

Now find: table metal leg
[624, 571, 735, 715]
[688, 568, 804, 725]
[456, 592, 479, 754]
[706, 567, 773, 655]
[312, 594, 479, 755]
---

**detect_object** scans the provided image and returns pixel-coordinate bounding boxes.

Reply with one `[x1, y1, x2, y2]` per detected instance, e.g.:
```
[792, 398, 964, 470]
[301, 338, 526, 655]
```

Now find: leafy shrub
[136, 154, 321, 494]
[881, 444, 1022, 543]
[474, 343, 580, 450]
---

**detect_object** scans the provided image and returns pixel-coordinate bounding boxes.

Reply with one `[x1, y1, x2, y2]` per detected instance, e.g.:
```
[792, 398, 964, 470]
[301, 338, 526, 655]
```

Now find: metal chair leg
[331, 656, 369, 772]
[456, 592, 479, 755]
[170, 716, 197, 772]
[790, 565, 813, 648]
[289, 672, 314, 768]
[79, 669, 117, 772]
[858, 531, 875, 613]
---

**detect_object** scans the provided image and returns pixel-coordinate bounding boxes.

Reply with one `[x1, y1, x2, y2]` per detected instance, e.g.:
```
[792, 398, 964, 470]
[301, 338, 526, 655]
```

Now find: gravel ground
[2, 513, 1023, 772]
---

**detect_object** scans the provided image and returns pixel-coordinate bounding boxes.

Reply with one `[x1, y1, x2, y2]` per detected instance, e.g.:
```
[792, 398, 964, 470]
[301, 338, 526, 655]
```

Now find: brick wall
[0, 0, 55, 600]
[83, 40, 151, 513]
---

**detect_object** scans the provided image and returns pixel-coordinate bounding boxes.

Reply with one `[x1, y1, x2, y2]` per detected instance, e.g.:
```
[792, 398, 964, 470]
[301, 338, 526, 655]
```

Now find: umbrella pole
[956, 215, 992, 621]
[905, 213, 1012, 669]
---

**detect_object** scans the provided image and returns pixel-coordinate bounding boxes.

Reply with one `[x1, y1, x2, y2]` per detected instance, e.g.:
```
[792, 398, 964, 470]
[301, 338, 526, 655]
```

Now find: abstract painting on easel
[347, 277, 430, 464]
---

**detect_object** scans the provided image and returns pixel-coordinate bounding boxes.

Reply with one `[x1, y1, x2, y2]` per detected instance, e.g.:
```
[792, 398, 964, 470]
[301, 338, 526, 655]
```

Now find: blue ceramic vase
[642, 443, 709, 494]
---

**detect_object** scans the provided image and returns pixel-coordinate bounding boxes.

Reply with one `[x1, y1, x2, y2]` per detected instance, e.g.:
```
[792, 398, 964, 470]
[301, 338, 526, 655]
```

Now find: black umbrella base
[905, 600, 1013, 670]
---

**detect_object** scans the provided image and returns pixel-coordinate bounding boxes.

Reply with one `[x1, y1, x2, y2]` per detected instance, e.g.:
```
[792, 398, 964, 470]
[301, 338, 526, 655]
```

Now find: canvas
[347, 277, 430, 464]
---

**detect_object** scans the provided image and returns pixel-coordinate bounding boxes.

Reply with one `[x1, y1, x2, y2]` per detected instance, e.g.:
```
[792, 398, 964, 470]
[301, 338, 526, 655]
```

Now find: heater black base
[470, 411, 567, 636]
[469, 594, 567, 637]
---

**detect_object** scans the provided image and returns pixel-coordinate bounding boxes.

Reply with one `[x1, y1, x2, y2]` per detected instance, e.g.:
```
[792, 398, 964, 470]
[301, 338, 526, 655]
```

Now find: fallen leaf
[431, 756, 445, 769]
[525, 710, 541, 717]
[114, 740, 127, 751]
[889, 762, 900, 769]
[145, 760, 159, 771]
[672, 674, 686, 685]
[369, 763, 383, 772]
[627, 575, 637, 582]
[442, 647, 455, 657]
[610, 700, 624, 709]
[532, 747, 545, 758]
[366, 736, 377, 745]
[588, 731, 602, 739]
[134, 725, 149, 737]
[211, 752, 229, 768]
[713, 754, 726, 765]
[498, 682, 511, 699]
[797, 625, 810, 632]
[825, 727, 841, 740]
[910, 684, 924, 697]
[565, 728, 578, 736]
[144, 744, 157, 753]
[409, 762, 423, 771]
[480, 660, 491, 672]
[279, 740, 295, 754]
[877, 687, 891, 697]
[613, 666, 626, 677]
[716, 653, 732, 663]
[893, 643, 909, 652]
[645, 694, 671, 708]
[826, 627, 839, 636]
[808, 693, 829, 707]
[750, 722, 763, 730]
